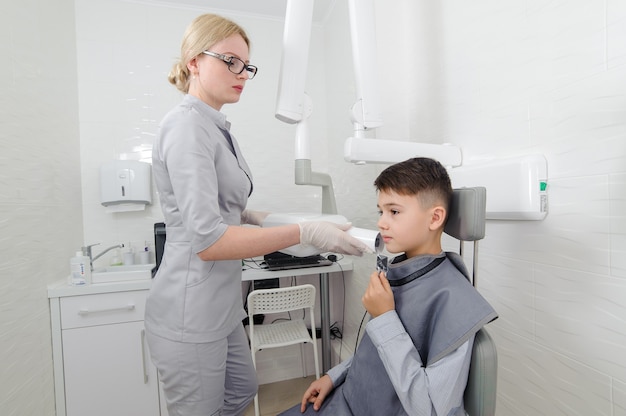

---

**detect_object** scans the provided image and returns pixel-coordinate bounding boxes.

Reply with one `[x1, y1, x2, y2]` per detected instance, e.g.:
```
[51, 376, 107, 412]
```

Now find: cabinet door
[62, 321, 161, 416]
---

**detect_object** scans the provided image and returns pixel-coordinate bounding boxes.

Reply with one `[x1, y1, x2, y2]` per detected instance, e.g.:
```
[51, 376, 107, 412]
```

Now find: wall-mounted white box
[100, 160, 152, 212]
[449, 155, 548, 221]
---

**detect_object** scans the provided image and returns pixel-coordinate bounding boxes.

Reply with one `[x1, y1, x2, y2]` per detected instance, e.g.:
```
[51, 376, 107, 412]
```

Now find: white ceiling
[141, 0, 335, 23]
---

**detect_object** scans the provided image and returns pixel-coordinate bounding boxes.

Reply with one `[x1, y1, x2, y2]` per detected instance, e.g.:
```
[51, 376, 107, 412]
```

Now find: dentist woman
[144, 13, 369, 416]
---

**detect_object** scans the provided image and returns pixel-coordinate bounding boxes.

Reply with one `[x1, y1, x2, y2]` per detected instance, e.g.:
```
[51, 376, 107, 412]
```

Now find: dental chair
[444, 187, 498, 416]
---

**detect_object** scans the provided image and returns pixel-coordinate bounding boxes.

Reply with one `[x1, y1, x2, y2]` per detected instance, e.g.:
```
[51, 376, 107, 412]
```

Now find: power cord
[355, 310, 368, 353]
[329, 321, 343, 340]
[242, 257, 267, 270]
[326, 254, 347, 361]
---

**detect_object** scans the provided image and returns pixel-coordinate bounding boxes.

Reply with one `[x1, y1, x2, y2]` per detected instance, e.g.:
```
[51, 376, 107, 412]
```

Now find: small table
[242, 258, 353, 373]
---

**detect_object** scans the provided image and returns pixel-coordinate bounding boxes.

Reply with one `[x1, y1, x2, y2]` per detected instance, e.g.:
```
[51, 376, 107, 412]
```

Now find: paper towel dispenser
[100, 160, 152, 212]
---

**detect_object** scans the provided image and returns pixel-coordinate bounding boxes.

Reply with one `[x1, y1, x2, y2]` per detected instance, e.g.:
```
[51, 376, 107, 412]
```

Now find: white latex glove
[299, 221, 371, 256]
[241, 210, 270, 226]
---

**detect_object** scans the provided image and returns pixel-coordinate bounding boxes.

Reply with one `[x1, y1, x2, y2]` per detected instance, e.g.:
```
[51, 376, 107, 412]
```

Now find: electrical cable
[324, 253, 346, 363]
[337, 259, 346, 361]
[242, 257, 267, 270]
[329, 322, 343, 340]
[355, 310, 368, 354]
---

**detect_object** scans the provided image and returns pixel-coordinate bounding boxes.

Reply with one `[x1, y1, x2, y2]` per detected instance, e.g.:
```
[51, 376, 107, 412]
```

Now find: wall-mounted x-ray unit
[275, 0, 548, 221]
[344, 138, 463, 167]
[449, 154, 548, 220]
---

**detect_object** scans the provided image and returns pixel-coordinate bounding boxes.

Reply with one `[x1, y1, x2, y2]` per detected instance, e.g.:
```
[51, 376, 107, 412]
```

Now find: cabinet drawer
[60, 290, 148, 329]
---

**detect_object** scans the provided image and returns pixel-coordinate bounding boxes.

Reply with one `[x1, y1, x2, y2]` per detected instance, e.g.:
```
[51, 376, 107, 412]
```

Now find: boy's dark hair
[374, 157, 453, 211]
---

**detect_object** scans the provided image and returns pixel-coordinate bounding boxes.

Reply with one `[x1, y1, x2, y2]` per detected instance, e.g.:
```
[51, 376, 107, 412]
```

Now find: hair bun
[168, 62, 190, 93]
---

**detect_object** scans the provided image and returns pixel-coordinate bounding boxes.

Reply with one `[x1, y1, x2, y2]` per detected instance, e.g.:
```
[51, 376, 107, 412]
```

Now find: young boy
[279, 157, 497, 416]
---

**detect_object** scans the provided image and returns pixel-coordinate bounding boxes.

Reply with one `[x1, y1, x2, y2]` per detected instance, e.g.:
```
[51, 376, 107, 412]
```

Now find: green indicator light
[540, 181, 547, 191]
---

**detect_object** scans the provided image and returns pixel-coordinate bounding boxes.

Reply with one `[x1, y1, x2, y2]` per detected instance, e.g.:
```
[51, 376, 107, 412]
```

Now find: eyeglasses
[202, 51, 258, 80]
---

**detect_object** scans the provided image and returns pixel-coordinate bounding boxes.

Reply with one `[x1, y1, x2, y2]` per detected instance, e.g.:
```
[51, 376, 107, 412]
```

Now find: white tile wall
[74, 0, 340, 264]
[2, 0, 625, 414]
[611, 173, 626, 278]
[615, 378, 626, 416]
[372, 0, 626, 414]
[1, 0, 83, 413]
[496, 330, 613, 416]
[535, 265, 626, 378]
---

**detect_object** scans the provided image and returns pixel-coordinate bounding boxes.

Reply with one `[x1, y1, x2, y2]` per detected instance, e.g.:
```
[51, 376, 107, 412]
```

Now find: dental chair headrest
[444, 187, 487, 242]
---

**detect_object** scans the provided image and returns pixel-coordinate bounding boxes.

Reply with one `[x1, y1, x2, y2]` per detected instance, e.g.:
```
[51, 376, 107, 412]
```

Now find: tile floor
[244, 375, 316, 416]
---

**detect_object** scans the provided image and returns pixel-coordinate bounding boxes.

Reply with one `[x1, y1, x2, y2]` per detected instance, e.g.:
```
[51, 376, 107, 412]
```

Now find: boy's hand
[362, 270, 394, 318]
[300, 374, 334, 412]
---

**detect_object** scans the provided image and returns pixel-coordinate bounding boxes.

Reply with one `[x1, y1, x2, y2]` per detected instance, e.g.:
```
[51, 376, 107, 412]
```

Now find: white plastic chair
[247, 284, 320, 416]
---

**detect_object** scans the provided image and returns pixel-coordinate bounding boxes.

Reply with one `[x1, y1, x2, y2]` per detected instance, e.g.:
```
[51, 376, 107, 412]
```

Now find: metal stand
[319, 272, 331, 372]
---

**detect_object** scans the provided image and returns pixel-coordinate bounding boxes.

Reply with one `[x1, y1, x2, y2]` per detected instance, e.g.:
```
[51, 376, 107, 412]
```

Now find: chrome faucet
[82, 243, 124, 269]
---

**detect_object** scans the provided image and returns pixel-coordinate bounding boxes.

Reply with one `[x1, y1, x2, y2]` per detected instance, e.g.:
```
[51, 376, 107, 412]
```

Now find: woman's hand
[362, 270, 394, 318]
[299, 221, 371, 256]
[300, 374, 334, 412]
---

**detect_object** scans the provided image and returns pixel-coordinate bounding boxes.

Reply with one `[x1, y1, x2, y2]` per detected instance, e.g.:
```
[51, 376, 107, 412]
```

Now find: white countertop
[47, 278, 153, 298]
[48, 257, 353, 298]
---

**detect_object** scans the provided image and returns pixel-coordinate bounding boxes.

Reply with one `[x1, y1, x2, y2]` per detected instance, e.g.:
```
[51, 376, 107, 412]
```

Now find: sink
[92, 264, 155, 283]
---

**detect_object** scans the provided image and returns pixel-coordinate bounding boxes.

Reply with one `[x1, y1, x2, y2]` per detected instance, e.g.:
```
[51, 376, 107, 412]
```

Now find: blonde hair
[168, 14, 251, 93]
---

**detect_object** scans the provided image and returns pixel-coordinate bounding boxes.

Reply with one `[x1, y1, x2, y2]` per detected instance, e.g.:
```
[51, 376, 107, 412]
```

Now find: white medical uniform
[145, 94, 256, 416]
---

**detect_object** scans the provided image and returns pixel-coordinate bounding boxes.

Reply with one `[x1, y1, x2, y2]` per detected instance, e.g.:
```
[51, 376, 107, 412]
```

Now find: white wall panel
[496, 330, 612, 416]
[615, 378, 626, 416]
[478, 255, 535, 339]
[535, 265, 626, 378]
[610, 173, 626, 278]
[353, 0, 626, 414]
[0, 0, 81, 414]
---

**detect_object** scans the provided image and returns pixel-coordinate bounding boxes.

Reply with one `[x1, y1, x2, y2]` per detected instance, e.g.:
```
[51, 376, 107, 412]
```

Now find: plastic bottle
[138, 243, 151, 264]
[70, 251, 92, 285]
[123, 247, 135, 265]
[110, 248, 123, 266]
